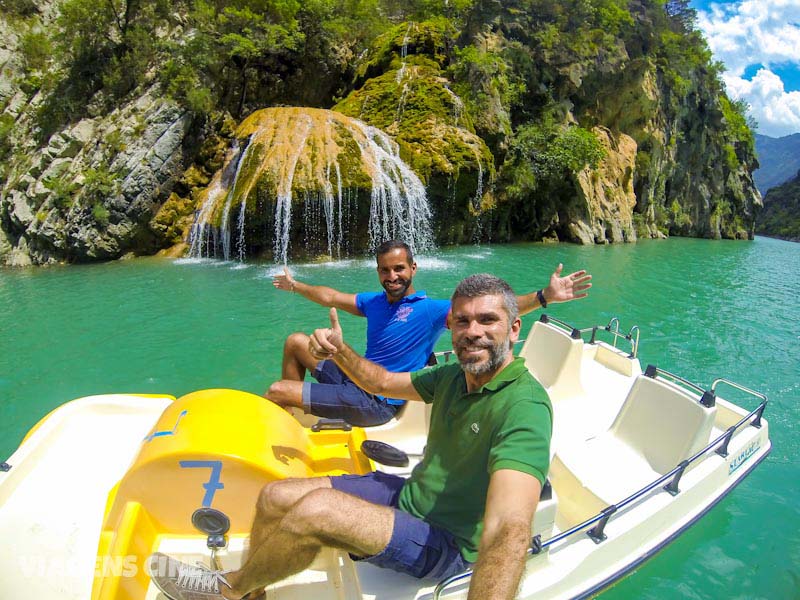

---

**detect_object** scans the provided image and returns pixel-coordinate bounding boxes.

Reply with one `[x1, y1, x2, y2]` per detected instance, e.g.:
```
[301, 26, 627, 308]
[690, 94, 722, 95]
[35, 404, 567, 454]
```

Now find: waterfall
[358, 125, 433, 255]
[395, 83, 410, 124]
[471, 162, 485, 244]
[395, 23, 412, 84]
[189, 140, 246, 258]
[220, 139, 255, 261]
[273, 116, 313, 264]
[235, 199, 247, 262]
[444, 85, 464, 127]
[187, 107, 434, 262]
[472, 161, 484, 211]
[394, 24, 414, 125]
[335, 162, 343, 259]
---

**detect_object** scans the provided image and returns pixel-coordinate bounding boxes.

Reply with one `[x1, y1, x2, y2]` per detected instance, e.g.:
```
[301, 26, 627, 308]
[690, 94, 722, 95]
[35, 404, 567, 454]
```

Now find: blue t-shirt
[355, 291, 450, 404]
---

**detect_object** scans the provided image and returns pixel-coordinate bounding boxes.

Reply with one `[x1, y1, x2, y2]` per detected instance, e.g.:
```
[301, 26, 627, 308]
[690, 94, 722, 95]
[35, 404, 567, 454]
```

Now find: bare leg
[247, 477, 332, 554]
[264, 380, 305, 410]
[223, 487, 394, 599]
[265, 333, 319, 411]
[281, 332, 319, 380]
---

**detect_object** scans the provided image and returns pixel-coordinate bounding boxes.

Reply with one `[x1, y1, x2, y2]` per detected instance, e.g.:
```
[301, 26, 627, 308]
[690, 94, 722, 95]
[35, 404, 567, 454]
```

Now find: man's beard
[383, 277, 411, 299]
[456, 337, 510, 376]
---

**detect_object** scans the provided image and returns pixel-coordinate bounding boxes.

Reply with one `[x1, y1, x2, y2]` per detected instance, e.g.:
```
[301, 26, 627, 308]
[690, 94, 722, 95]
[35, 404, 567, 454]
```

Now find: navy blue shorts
[302, 360, 400, 427]
[329, 471, 472, 580]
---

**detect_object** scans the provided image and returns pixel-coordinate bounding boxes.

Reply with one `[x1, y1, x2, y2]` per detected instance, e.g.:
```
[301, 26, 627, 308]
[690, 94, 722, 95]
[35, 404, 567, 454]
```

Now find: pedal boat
[0, 316, 771, 599]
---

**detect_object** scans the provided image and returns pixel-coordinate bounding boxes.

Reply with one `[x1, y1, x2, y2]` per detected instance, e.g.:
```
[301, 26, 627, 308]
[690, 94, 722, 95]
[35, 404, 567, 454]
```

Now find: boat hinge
[700, 390, 716, 408]
[664, 460, 689, 496]
[0, 462, 10, 472]
[644, 364, 658, 378]
[529, 534, 543, 555]
[311, 418, 352, 432]
[751, 403, 766, 429]
[587, 505, 617, 544]
[715, 426, 737, 458]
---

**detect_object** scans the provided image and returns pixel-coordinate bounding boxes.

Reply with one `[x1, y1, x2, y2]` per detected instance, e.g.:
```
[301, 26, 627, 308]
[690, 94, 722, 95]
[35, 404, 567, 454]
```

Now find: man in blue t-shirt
[265, 240, 591, 426]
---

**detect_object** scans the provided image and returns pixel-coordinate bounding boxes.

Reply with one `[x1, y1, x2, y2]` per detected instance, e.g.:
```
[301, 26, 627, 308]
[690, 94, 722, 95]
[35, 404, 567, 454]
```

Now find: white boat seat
[592, 341, 639, 377]
[548, 341, 641, 454]
[363, 400, 431, 471]
[550, 374, 717, 526]
[519, 320, 585, 402]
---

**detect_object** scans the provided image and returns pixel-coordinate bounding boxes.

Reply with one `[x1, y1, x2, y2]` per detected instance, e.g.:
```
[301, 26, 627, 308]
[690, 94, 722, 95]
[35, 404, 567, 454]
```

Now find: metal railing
[588, 316, 640, 358]
[432, 370, 768, 599]
[432, 314, 639, 365]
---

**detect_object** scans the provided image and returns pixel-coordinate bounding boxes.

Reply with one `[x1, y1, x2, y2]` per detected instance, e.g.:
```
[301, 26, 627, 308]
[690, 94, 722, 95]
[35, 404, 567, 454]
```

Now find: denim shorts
[329, 471, 472, 580]
[302, 360, 400, 427]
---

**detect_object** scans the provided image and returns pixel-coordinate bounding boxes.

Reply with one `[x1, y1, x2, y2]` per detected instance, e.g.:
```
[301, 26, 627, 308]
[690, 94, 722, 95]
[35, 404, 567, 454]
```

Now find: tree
[664, 0, 697, 32]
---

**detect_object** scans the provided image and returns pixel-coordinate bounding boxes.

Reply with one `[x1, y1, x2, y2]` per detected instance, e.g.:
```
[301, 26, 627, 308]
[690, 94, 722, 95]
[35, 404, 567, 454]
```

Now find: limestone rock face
[0, 4, 764, 264]
[586, 57, 759, 240]
[572, 127, 637, 244]
[0, 87, 192, 265]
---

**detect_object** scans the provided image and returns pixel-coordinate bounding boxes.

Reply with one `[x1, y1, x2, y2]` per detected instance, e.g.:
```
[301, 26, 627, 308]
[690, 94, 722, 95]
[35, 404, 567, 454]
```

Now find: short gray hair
[451, 274, 519, 323]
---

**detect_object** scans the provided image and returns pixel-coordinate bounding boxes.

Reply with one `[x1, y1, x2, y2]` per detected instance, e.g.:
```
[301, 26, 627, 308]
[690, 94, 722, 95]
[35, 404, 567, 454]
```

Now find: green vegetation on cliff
[756, 171, 800, 242]
[0, 0, 763, 264]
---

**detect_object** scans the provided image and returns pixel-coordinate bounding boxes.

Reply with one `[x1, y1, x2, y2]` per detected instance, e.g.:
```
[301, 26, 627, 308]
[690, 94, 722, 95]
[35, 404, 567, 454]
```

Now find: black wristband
[537, 289, 547, 308]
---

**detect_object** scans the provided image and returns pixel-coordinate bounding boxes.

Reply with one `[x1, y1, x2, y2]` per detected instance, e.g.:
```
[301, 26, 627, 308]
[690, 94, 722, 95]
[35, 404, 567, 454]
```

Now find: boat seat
[364, 399, 431, 460]
[519, 320, 585, 402]
[550, 374, 717, 526]
[550, 342, 643, 452]
[592, 341, 639, 377]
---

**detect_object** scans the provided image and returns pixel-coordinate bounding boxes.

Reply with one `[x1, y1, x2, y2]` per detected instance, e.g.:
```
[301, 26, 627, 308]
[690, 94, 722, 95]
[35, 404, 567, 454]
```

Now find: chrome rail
[644, 365, 707, 396]
[589, 317, 639, 358]
[432, 375, 768, 599]
[711, 378, 767, 403]
[433, 315, 641, 365]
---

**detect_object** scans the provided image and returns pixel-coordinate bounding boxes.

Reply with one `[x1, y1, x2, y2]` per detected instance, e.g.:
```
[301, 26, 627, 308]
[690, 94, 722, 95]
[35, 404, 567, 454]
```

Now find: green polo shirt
[398, 357, 552, 563]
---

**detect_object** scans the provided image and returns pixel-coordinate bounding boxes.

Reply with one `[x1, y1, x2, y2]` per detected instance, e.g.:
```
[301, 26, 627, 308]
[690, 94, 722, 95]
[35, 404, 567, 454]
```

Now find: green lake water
[1, 236, 798, 598]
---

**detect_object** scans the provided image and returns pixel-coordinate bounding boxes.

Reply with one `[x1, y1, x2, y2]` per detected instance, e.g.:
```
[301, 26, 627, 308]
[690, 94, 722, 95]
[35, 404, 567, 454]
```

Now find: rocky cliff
[756, 170, 800, 242]
[0, 0, 762, 265]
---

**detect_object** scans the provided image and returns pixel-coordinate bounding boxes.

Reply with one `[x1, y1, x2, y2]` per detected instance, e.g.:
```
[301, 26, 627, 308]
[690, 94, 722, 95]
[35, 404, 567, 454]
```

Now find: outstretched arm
[309, 308, 423, 401]
[273, 267, 361, 316]
[517, 263, 592, 316]
[468, 469, 541, 600]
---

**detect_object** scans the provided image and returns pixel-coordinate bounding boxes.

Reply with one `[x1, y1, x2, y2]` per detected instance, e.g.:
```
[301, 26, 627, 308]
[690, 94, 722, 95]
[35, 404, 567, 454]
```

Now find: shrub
[43, 176, 78, 209]
[92, 202, 110, 224]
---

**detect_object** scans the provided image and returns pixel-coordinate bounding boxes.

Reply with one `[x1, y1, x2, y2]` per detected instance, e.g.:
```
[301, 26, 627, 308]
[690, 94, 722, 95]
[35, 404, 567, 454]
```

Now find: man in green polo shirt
[150, 274, 552, 600]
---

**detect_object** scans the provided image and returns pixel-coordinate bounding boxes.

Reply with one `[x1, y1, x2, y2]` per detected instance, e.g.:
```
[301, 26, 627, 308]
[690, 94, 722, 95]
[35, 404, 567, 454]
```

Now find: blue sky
[690, 0, 800, 137]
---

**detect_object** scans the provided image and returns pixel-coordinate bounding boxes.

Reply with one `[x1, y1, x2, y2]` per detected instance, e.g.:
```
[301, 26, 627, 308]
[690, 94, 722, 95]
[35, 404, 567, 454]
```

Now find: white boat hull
[0, 318, 771, 599]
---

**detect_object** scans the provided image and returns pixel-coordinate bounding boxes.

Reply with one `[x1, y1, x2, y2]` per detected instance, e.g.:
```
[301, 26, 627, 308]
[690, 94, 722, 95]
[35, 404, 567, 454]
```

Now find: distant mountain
[756, 170, 800, 242]
[754, 133, 800, 195]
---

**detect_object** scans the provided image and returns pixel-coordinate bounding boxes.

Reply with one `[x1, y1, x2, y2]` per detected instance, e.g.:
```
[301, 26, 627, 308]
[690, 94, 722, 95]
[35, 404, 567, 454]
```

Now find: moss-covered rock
[335, 20, 495, 245]
[188, 106, 434, 261]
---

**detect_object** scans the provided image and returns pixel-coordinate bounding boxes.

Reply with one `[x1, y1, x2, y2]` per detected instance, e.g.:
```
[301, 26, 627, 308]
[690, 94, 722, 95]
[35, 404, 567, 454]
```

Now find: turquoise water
[0, 236, 798, 598]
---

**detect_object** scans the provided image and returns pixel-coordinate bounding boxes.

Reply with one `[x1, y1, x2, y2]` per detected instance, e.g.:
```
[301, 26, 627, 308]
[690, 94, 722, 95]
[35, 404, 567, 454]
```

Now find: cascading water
[444, 85, 464, 127]
[189, 140, 247, 259]
[187, 107, 434, 263]
[235, 199, 247, 262]
[471, 161, 488, 243]
[220, 139, 255, 261]
[394, 24, 413, 124]
[395, 23, 412, 84]
[359, 125, 433, 254]
[273, 116, 313, 264]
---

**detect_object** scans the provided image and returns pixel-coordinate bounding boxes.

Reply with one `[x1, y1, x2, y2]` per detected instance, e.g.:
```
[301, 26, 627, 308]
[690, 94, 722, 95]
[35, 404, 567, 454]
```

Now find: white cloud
[723, 69, 800, 137]
[696, 0, 800, 136]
